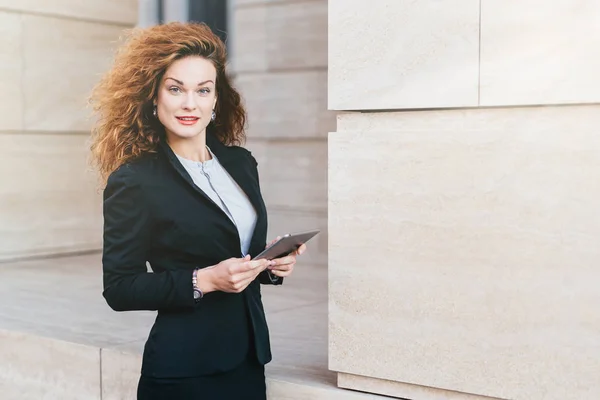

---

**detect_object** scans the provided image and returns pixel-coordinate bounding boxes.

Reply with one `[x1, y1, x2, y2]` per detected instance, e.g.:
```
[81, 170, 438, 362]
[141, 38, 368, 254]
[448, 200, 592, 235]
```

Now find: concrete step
[1, 329, 389, 399]
[0, 253, 393, 399]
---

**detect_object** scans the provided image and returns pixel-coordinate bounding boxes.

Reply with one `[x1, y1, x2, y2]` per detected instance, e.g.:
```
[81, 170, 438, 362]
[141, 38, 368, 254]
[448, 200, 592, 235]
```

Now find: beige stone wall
[0, 2, 137, 261]
[232, 0, 333, 266]
[328, 1, 600, 399]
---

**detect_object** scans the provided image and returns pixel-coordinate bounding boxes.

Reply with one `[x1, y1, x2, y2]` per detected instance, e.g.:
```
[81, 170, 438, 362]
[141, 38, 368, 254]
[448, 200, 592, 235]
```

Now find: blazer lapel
[158, 140, 237, 226]
[206, 135, 268, 254]
[158, 136, 266, 233]
[206, 135, 266, 220]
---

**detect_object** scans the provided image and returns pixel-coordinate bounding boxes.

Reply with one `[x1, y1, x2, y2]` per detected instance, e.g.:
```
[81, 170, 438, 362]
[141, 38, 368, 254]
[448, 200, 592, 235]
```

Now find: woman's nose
[182, 92, 197, 110]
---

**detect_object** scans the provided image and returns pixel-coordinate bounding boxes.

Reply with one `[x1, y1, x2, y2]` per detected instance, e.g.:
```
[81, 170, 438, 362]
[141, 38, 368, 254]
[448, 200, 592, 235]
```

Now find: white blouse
[175, 147, 257, 257]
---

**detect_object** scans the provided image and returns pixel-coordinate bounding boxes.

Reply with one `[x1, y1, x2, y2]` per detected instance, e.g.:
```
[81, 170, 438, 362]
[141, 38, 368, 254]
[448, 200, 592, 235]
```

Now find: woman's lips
[176, 116, 199, 126]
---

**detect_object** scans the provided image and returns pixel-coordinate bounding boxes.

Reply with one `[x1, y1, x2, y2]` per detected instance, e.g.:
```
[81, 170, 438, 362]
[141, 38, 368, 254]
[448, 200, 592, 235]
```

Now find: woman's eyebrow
[165, 77, 214, 86]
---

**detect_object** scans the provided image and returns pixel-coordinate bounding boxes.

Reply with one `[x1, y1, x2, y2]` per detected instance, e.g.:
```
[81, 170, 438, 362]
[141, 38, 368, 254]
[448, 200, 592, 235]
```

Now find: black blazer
[101, 133, 282, 378]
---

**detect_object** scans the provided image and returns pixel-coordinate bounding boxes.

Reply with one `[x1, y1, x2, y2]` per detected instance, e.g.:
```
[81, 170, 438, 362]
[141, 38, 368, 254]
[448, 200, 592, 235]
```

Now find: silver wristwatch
[192, 268, 203, 302]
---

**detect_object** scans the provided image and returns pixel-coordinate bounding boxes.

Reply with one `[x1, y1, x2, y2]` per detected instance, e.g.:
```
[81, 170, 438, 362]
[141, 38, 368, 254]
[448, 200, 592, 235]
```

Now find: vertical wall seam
[99, 348, 103, 400]
[478, 0, 482, 106]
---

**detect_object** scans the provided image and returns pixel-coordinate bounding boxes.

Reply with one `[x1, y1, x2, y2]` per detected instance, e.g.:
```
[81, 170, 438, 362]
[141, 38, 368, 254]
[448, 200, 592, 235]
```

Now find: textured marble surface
[0, 12, 23, 131]
[237, 70, 334, 139]
[21, 14, 125, 132]
[329, 107, 600, 400]
[0, 134, 102, 261]
[101, 348, 142, 400]
[0, 0, 137, 25]
[0, 330, 101, 400]
[328, 0, 480, 110]
[233, 1, 327, 72]
[480, 0, 600, 106]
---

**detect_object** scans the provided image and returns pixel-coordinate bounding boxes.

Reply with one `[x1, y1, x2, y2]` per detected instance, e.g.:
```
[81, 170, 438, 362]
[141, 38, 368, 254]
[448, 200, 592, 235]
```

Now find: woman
[89, 22, 306, 399]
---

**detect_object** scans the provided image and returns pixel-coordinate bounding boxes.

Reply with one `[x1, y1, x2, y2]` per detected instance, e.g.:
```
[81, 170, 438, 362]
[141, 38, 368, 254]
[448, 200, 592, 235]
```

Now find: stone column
[138, 0, 160, 27]
[232, 0, 334, 267]
[162, 0, 189, 23]
[328, 1, 600, 399]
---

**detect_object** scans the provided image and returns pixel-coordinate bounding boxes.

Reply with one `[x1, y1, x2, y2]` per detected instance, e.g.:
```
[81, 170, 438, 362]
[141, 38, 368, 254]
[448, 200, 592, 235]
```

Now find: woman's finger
[269, 267, 293, 277]
[296, 244, 307, 255]
[267, 236, 281, 248]
[269, 262, 295, 273]
[270, 255, 296, 267]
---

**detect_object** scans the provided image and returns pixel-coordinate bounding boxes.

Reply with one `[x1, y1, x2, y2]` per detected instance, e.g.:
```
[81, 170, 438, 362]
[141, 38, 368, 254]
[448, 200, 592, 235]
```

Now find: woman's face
[155, 56, 217, 141]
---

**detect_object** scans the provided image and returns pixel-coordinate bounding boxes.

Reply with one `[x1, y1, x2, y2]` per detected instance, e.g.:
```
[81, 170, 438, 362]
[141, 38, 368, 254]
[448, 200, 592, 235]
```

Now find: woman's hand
[197, 256, 272, 294]
[266, 237, 307, 278]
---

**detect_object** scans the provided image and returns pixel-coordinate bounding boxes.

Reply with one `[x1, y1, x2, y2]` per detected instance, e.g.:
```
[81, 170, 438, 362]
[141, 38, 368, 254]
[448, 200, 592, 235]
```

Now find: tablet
[253, 229, 320, 260]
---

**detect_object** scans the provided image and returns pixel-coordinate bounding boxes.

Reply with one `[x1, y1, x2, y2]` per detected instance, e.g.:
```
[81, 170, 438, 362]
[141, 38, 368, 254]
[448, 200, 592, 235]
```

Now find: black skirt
[136, 353, 266, 400]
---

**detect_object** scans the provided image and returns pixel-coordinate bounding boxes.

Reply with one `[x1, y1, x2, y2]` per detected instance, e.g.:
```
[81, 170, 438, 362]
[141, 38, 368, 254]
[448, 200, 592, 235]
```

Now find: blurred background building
[0, 1, 137, 261]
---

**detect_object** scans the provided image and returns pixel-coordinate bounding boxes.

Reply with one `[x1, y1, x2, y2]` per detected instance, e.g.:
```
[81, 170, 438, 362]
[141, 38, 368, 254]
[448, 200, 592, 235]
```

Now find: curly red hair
[89, 22, 246, 182]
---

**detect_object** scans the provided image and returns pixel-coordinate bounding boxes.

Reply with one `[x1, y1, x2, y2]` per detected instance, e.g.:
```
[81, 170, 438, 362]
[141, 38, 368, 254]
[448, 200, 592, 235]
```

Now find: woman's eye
[168, 86, 181, 93]
[199, 88, 210, 94]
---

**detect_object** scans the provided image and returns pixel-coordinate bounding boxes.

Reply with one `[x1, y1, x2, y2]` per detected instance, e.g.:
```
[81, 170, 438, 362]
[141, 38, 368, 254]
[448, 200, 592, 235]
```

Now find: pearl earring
[211, 110, 216, 121]
[153, 105, 157, 117]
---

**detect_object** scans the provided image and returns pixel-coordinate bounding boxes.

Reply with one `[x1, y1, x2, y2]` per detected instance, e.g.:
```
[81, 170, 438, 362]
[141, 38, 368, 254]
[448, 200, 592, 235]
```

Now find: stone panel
[266, 1, 327, 70]
[232, 5, 268, 72]
[329, 107, 600, 400]
[22, 14, 124, 132]
[0, 12, 22, 131]
[101, 349, 141, 400]
[480, 0, 600, 106]
[0, 329, 101, 400]
[328, 0, 479, 110]
[247, 138, 327, 210]
[237, 71, 334, 139]
[0, 0, 137, 25]
[263, 140, 326, 210]
[266, 301, 328, 377]
[233, 1, 327, 72]
[0, 133, 102, 261]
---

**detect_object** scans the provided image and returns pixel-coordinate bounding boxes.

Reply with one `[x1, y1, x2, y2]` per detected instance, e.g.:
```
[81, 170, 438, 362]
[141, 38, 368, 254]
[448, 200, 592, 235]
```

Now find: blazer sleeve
[102, 165, 195, 311]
